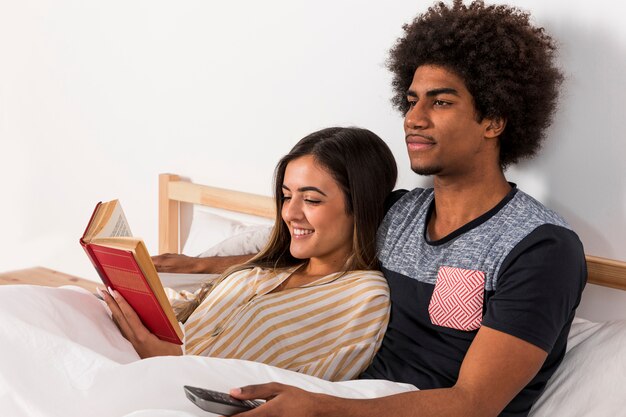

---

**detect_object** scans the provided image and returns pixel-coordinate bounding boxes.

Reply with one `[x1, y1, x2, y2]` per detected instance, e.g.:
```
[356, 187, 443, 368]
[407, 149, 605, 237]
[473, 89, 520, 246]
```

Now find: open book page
[96, 201, 133, 239]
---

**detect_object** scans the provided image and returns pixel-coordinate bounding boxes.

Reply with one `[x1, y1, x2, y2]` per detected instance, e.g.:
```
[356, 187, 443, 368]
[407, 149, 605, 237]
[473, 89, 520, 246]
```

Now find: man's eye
[434, 100, 451, 106]
[407, 100, 417, 107]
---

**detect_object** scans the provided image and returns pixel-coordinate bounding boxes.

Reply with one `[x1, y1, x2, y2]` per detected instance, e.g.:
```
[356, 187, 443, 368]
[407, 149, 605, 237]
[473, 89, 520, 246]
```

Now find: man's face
[404, 65, 494, 178]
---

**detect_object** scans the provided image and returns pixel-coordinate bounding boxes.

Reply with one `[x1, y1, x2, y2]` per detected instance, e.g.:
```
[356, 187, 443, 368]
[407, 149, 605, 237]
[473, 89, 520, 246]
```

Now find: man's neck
[428, 170, 511, 241]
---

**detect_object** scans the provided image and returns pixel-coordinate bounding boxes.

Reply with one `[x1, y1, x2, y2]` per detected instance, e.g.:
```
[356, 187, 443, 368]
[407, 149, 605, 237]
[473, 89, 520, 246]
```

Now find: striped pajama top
[166, 265, 390, 381]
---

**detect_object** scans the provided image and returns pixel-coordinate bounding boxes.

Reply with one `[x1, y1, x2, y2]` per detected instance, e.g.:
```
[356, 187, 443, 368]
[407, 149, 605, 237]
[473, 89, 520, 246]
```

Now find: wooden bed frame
[159, 173, 626, 292]
[1, 173, 623, 293]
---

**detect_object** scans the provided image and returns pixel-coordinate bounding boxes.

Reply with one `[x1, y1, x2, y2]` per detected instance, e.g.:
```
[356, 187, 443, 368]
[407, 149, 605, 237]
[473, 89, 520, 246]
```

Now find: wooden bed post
[159, 173, 180, 254]
[586, 255, 626, 291]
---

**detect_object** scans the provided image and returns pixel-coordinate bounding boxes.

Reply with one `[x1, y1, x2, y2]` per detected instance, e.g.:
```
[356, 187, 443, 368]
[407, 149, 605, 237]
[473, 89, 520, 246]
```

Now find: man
[154, 1, 586, 416]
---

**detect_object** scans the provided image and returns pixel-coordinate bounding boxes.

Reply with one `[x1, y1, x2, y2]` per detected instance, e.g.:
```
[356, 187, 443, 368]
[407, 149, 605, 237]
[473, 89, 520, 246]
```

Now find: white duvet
[0, 285, 624, 417]
[0, 285, 415, 417]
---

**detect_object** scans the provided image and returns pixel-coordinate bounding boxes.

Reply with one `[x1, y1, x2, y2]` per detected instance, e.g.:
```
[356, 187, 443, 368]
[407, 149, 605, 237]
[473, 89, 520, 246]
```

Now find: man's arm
[151, 253, 253, 274]
[231, 326, 547, 417]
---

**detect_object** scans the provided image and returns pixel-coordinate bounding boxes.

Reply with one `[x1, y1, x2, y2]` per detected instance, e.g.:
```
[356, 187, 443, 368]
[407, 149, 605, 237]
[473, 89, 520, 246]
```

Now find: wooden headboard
[158, 173, 626, 291]
[158, 173, 275, 255]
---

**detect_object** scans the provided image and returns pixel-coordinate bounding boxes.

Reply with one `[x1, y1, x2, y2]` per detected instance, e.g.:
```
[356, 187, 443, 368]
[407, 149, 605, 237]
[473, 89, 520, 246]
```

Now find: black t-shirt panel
[482, 224, 586, 415]
[363, 224, 586, 417]
[482, 223, 587, 352]
[361, 267, 474, 389]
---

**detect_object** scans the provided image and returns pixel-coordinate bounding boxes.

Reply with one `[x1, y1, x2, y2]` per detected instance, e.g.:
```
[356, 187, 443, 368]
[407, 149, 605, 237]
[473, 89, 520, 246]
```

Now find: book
[80, 200, 183, 345]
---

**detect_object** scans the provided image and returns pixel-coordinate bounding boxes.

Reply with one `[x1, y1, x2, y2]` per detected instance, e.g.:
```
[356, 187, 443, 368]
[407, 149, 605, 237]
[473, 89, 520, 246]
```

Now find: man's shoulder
[502, 222, 585, 273]
[486, 190, 584, 291]
[384, 187, 432, 215]
[508, 189, 570, 230]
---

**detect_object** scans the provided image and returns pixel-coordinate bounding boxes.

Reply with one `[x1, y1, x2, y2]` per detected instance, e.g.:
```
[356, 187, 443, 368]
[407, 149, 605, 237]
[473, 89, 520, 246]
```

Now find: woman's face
[281, 155, 354, 270]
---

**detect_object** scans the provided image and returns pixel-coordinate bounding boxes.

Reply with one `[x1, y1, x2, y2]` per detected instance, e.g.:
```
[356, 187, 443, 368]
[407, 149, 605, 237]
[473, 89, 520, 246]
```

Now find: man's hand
[229, 383, 337, 417]
[99, 287, 182, 358]
[152, 253, 254, 274]
[151, 253, 206, 273]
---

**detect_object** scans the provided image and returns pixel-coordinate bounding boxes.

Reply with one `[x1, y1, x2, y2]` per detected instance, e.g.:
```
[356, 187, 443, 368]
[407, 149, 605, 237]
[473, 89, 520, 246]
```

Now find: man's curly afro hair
[388, 0, 563, 168]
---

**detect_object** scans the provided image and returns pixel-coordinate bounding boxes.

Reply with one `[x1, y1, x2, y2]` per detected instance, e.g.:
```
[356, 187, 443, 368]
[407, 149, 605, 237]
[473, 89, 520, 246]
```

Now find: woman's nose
[282, 198, 304, 222]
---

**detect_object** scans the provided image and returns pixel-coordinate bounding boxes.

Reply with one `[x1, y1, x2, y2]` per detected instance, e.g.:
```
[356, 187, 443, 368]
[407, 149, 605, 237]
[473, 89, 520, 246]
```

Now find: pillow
[198, 225, 272, 257]
[529, 318, 626, 416]
[181, 206, 272, 257]
[172, 209, 272, 293]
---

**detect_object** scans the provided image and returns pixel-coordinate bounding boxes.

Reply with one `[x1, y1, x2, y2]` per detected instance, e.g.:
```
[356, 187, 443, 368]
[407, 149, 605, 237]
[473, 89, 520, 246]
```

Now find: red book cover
[80, 201, 182, 345]
[86, 243, 183, 345]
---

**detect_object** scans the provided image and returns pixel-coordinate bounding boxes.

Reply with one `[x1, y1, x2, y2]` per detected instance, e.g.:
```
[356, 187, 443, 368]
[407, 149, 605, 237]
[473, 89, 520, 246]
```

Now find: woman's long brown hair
[175, 127, 397, 323]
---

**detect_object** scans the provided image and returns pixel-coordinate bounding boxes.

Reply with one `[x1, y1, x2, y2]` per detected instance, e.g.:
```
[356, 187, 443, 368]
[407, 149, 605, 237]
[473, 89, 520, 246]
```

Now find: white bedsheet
[1, 285, 624, 417]
[0, 285, 415, 417]
[528, 317, 626, 416]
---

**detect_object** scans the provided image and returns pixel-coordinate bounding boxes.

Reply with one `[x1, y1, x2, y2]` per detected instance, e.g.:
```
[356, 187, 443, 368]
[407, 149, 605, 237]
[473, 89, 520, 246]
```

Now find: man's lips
[406, 133, 435, 151]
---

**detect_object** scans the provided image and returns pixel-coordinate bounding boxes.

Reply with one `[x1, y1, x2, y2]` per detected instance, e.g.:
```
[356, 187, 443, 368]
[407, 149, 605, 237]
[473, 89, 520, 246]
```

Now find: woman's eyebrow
[281, 185, 327, 196]
[298, 186, 327, 196]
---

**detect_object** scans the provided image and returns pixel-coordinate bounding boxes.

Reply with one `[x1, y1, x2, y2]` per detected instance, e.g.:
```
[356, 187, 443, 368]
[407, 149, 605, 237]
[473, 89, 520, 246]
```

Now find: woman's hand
[99, 287, 183, 358]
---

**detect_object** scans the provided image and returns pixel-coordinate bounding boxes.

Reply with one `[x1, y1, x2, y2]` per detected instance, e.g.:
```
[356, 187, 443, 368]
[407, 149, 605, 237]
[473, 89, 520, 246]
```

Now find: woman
[102, 126, 398, 381]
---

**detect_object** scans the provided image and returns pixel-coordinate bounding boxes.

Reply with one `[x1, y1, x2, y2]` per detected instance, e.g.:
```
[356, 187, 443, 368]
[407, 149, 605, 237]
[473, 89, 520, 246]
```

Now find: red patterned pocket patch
[428, 266, 485, 331]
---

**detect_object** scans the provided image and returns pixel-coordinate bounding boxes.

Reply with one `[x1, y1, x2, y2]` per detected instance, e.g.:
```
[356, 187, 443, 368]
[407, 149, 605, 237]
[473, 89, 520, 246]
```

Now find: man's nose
[405, 102, 429, 130]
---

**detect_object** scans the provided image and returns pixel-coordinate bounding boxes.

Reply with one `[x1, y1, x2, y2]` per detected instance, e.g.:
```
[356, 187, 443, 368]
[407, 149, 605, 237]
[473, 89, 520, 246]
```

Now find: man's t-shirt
[362, 186, 586, 417]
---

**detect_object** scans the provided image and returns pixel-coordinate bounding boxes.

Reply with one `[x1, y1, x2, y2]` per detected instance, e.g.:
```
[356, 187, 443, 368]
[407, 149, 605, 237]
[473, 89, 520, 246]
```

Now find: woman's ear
[485, 117, 507, 138]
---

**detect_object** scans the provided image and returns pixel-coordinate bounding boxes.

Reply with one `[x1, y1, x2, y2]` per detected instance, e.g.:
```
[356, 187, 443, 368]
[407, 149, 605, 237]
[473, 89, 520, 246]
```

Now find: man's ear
[485, 117, 507, 139]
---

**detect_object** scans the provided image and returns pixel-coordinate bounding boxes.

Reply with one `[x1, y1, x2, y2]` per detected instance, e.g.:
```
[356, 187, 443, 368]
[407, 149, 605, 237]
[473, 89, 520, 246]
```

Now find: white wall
[1, 0, 624, 319]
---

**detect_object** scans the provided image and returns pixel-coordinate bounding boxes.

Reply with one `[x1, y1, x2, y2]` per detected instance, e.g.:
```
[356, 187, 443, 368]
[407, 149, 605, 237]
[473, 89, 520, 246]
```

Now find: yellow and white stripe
[167, 265, 390, 381]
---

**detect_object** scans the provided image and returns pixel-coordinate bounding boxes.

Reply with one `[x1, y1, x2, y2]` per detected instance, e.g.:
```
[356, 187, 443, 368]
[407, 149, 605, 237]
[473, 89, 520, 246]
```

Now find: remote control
[184, 385, 262, 415]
